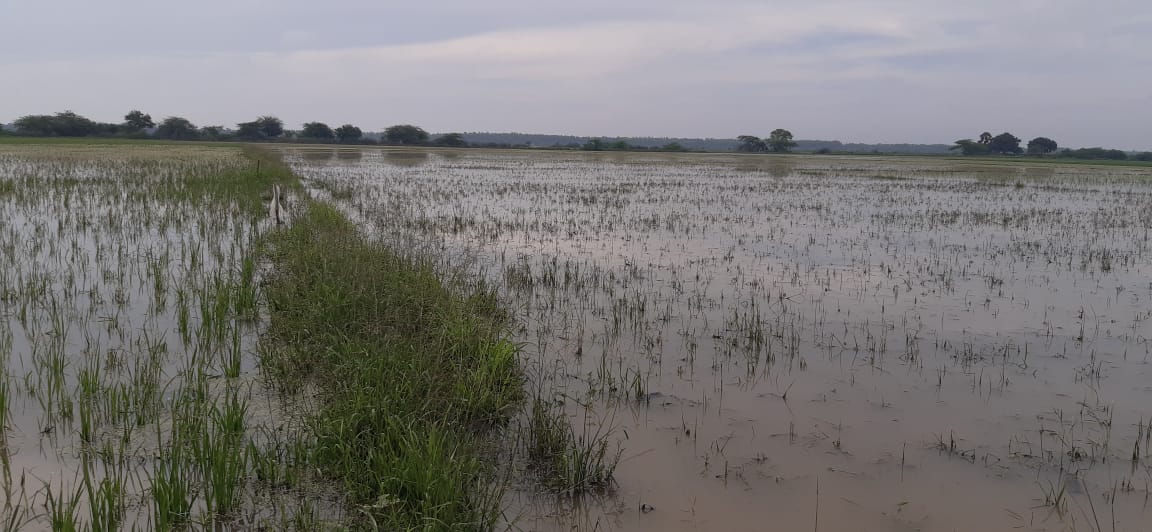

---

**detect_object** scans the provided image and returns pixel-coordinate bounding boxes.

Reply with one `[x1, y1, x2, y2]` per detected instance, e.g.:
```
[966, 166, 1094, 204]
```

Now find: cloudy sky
[2, 0, 1150, 149]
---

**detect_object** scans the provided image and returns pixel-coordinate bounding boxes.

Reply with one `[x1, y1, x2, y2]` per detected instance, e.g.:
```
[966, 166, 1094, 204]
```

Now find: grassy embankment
[255, 152, 526, 529]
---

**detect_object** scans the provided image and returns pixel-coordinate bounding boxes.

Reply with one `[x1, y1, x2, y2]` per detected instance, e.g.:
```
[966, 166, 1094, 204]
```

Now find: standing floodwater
[0, 144, 305, 529]
[283, 147, 1152, 531]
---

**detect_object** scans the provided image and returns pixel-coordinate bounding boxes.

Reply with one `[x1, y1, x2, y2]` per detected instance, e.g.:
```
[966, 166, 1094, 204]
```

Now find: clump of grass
[86, 467, 125, 532]
[151, 452, 194, 530]
[190, 386, 249, 520]
[526, 397, 619, 494]
[43, 481, 83, 532]
[260, 200, 524, 528]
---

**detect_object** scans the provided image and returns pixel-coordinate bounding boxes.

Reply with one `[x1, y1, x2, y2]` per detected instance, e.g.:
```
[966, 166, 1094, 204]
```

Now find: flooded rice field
[283, 147, 1152, 532]
[0, 144, 306, 529]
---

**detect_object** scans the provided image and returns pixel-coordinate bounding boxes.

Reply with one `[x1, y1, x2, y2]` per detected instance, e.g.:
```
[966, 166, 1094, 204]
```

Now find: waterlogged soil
[0, 145, 280, 528]
[281, 147, 1152, 532]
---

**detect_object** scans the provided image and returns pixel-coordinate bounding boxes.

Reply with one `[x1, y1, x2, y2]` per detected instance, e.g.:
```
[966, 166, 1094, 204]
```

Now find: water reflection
[301, 149, 337, 162]
[735, 155, 797, 177]
[335, 149, 363, 162]
[383, 150, 429, 168]
[1021, 165, 1057, 179]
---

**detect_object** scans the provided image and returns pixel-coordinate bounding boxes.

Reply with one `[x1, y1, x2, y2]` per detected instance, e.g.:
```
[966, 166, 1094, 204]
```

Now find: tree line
[951, 132, 1055, 156]
[950, 131, 1149, 161]
[732, 129, 1150, 161]
[3, 111, 1148, 160]
[579, 138, 687, 152]
[736, 129, 797, 153]
[0, 110, 692, 152]
[0, 110, 475, 147]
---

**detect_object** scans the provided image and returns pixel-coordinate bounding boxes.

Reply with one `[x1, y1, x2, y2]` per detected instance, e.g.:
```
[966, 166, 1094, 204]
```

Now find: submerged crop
[282, 146, 1152, 532]
[0, 142, 296, 528]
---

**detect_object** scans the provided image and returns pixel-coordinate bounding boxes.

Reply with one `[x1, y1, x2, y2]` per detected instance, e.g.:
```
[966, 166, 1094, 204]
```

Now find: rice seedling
[526, 396, 619, 494]
[0, 141, 294, 528]
[150, 447, 194, 530]
[82, 453, 126, 532]
[42, 479, 84, 532]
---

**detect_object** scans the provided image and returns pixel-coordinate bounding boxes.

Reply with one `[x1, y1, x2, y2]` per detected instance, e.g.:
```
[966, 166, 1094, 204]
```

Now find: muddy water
[283, 147, 1152, 531]
[0, 145, 270, 528]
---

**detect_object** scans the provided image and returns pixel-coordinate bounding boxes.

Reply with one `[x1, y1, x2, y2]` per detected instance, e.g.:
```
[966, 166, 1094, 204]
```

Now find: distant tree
[988, 132, 1022, 155]
[1025, 137, 1058, 155]
[737, 135, 767, 152]
[661, 142, 687, 152]
[383, 124, 429, 145]
[608, 140, 631, 151]
[581, 138, 604, 151]
[236, 121, 262, 139]
[300, 122, 335, 140]
[256, 116, 283, 138]
[156, 116, 198, 139]
[767, 129, 797, 153]
[1061, 147, 1128, 160]
[978, 132, 993, 145]
[13, 115, 52, 135]
[433, 132, 467, 147]
[334, 124, 363, 143]
[56, 111, 99, 136]
[123, 110, 155, 131]
[199, 125, 225, 139]
[95, 121, 124, 135]
[1134, 152, 1152, 162]
[236, 117, 283, 139]
[15, 111, 99, 136]
[950, 139, 990, 156]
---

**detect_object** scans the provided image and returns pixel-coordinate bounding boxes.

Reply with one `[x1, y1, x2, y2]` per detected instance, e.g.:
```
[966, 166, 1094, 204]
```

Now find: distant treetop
[124, 110, 155, 131]
[335, 124, 363, 143]
[384, 124, 429, 145]
[237, 116, 284, 139]
[300, 122, 336, 140]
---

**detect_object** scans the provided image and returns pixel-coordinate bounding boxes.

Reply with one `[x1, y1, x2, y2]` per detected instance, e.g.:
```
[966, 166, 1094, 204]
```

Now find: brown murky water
[0, 145, 277, 529]
[282, 147, 1152, 532]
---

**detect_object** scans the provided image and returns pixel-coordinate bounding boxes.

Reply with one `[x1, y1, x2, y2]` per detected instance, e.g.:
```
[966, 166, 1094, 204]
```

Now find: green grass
[0, 140, 301, 528]
[43, 480, 83, 532]
[526, 397, 619, 495]
[151, 451, 194, 530]
[0, 136, 240, 147]
[260, 199, 524, 529]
